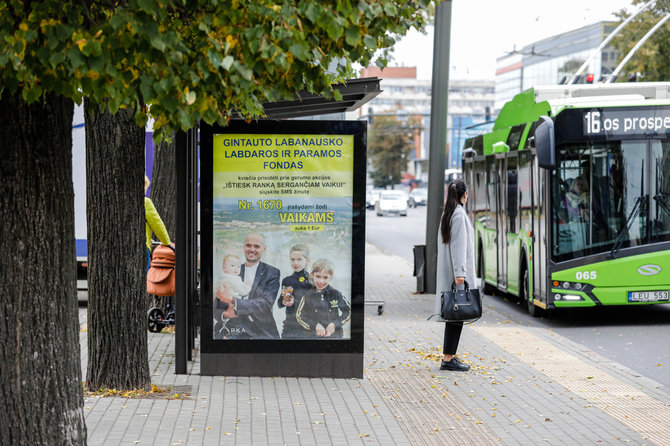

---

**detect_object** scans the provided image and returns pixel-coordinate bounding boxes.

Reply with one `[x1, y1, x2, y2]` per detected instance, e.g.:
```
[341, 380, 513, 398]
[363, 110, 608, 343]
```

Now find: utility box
[413, 245, 426, 293]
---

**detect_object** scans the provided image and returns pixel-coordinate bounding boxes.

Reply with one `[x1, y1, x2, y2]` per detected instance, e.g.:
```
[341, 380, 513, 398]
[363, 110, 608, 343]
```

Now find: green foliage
[368, 115, 421, 188]
[560, 58, 583, 74]
[0, 0, 434, 139]
[612, 1, 670, 81]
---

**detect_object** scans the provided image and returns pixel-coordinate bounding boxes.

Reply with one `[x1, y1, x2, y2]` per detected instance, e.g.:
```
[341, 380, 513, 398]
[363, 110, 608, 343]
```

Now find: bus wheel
[522, 268, 538, 317]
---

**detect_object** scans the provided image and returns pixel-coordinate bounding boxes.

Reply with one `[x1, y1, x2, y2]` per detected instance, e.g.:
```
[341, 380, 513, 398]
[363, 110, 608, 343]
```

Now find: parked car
[365, 190, 375, 209]
[445, 168, 462, 185]
[408, 188, 427, 207]
[375, 190, 408, 216]
[366, 188, 384, 209]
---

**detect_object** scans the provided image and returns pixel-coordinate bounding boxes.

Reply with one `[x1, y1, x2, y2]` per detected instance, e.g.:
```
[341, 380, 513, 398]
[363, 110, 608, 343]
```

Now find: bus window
[486, 156, 497, 229]
[518, 151, 532, 234]
[474, 158, 487, 222]
[523, 121, 540, 150]
[651, 140, 670, 242]
[506, 124, 526, 151]
[506, 154, 518, 233]
[552, 141, 648, 262]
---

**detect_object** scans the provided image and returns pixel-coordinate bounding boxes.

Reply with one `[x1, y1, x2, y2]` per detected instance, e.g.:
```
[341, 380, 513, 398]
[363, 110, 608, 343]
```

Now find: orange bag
[147, 245, 175, 296]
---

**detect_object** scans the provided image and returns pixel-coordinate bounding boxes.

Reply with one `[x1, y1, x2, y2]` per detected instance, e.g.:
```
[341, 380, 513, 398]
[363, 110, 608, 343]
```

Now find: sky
[387, 0, 636, 80]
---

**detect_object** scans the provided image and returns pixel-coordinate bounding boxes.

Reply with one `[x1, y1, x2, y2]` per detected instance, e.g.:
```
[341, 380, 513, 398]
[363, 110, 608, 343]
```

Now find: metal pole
[425, 0, 452, 294]
[608, 13, 670, 82]
[568, 0, 653, 84]
[187, 127, 197, 361]
[175, 131, 188, 374]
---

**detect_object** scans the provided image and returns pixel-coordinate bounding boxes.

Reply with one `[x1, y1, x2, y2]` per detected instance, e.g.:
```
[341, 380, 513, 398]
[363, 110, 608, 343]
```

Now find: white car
[366, 189, 385, 209]
[375, 190, 408, 217]
[445, 168, 462, 185]
[408, 188, 427, 207]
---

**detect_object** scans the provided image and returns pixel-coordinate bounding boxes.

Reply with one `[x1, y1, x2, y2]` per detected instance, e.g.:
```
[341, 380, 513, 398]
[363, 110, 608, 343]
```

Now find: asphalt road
[365, 205, 670, 388]
[365, 204, 429, 263]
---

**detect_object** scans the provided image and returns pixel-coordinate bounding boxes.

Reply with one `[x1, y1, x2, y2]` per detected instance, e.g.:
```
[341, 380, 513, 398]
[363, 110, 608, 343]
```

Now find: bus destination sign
[583, 108, 670, 137]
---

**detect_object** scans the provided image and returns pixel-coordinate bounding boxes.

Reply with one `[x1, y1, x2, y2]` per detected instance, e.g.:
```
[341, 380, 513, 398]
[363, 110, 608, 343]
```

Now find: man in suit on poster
[216, 233, 280, 339]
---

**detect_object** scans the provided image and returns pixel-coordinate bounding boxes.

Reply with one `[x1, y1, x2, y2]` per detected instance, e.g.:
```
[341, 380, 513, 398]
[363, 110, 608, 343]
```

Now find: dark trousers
[442, 321, 463, 355]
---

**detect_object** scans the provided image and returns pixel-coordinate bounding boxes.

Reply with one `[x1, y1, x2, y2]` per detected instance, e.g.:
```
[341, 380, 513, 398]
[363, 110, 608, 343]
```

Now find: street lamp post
[425, 0, 452, 294]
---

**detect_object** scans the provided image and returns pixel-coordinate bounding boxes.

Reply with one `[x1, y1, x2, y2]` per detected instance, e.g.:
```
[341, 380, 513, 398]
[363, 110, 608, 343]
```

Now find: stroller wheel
[147, 307, 166, 333]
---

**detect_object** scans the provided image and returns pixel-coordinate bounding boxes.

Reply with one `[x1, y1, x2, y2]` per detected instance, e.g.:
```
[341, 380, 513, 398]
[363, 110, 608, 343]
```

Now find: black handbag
[440, 280, 482, 323]
[439, 237, 482, 323]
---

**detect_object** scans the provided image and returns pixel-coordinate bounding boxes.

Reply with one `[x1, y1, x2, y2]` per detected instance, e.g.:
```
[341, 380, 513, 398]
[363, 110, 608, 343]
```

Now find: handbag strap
[447, 227, 461, 291]
[447, 208, 470, 292]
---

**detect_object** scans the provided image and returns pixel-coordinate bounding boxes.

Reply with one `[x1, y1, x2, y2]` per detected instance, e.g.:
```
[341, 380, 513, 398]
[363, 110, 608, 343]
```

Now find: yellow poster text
[279, 211, 334, 224]
[213, 134, 354, 173]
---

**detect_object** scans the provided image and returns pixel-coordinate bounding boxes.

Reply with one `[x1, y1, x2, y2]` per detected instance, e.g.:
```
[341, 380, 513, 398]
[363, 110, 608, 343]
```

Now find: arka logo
[637, 264, 661, 276]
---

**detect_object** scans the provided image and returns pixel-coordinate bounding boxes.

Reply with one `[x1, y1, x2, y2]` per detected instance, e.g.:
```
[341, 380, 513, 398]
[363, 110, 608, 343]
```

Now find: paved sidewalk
[80, 244, 670, 445]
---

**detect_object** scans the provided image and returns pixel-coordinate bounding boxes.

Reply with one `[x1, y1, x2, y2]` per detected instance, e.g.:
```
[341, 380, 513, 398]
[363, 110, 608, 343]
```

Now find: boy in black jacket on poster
[296, 259, 351, 338]
[277, 244, 311, 338]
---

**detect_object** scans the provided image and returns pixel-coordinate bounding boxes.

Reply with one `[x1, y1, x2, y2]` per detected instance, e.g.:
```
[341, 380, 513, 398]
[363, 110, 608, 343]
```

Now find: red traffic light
[586, 73, 594, 83]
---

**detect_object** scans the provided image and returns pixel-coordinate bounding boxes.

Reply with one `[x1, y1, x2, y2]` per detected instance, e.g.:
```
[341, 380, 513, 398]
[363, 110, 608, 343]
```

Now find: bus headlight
[561, 294, 583, 301]
[553, 293, 584, 301]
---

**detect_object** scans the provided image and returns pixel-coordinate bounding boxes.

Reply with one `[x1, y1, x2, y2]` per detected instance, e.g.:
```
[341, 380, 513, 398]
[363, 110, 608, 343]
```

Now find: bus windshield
[551, 139, 670, 262]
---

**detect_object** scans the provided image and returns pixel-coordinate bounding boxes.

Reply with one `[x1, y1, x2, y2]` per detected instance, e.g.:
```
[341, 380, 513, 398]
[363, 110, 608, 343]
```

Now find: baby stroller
[147, 242, 176, 332]
[147, 298, 175, 332]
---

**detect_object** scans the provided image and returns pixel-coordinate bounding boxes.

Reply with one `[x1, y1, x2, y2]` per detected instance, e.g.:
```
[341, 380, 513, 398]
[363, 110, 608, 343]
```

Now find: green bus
[462, 83, 670, 316]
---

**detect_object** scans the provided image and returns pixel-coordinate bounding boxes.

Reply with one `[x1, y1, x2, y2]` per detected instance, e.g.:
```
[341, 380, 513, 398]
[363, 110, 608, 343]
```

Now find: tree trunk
[150, 135, 176, 240]
[0, 91, 87, 445]
[85, 100, 150, 390]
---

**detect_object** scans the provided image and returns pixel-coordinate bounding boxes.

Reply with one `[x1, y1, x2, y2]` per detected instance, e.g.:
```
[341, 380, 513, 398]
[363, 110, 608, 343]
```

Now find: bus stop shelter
[174, 77, 381, 375]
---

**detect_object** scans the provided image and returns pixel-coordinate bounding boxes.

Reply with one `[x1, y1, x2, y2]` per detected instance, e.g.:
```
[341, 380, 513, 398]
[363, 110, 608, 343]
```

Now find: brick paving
[79, 244, 670, 445]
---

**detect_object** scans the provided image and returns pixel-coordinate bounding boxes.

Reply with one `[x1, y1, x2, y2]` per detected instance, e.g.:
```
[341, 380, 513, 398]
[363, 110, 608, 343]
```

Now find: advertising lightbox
[200, 120, 366, 378]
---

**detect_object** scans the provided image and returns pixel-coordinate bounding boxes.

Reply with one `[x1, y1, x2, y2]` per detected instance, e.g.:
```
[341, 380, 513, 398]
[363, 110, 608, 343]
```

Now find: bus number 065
[576, 271, 597, 280]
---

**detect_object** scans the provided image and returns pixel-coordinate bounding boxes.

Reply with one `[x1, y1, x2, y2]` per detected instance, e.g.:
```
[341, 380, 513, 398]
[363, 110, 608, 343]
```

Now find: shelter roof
[233, 77, 381, 120]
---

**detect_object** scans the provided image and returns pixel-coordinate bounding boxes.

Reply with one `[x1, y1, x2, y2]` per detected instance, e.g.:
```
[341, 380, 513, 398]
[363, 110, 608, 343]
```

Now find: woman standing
[145, 175, 171, 271]
[436, 179, 476, 371]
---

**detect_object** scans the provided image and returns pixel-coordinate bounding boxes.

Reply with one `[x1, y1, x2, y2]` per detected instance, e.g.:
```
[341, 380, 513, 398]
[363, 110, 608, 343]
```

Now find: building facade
[495, 21, 619, 112]
[359, 66, 494, 183]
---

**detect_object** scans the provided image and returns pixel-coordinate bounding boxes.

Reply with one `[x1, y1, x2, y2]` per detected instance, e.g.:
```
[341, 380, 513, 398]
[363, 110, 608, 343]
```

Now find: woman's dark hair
[440, 179, 468, 244]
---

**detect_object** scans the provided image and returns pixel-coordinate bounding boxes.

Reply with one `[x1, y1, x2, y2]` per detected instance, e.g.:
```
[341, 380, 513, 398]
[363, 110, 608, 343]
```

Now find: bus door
[485, 156, 498, 286]
[495, 153, 507, 289]
[506, 152, 520, 293]
[531, 152, 546, 302]
[518, 150, 534, 298]
[463, 157, 475, 220]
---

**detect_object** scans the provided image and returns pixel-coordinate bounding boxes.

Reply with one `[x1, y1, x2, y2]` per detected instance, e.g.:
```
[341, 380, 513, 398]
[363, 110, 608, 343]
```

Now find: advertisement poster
[212, 132, 354, 341]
